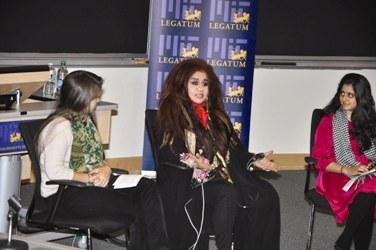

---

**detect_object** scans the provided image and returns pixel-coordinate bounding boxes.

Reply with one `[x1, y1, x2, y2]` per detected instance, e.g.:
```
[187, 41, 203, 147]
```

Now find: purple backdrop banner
[143, 0, 258, 169]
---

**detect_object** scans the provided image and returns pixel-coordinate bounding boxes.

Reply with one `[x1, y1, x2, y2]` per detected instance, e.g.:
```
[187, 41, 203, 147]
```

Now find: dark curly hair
[157, 58, 234, 158]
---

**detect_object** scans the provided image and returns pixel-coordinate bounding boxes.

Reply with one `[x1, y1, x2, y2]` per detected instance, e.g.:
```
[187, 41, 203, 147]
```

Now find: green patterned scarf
[69, 113, 104, 172]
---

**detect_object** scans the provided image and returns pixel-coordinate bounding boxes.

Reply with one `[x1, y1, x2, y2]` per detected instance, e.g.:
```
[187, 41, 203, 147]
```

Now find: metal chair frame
[304, 109, 333, 250]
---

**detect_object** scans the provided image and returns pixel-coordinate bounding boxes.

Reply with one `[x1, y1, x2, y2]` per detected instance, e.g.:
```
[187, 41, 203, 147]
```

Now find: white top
[38, 117, 74, 197]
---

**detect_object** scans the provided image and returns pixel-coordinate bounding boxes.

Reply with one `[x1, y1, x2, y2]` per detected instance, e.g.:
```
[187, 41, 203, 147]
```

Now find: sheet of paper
[141, 170, 157, 179]
[112, 174, 143, 189]
[342, 177, 358, 192]
[342, 168, 375, 192]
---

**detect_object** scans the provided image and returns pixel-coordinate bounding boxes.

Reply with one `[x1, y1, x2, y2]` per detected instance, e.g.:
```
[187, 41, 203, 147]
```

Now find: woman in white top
[38, 70, 169, 250]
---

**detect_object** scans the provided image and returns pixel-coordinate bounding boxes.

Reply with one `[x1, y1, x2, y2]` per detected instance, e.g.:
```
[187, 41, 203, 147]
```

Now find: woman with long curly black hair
[313, 73, 376, 250]
[155, 58, 280, 250]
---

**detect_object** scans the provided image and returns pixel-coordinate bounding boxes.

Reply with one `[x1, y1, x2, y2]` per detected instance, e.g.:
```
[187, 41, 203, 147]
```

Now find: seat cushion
[305, 188, 332, 212]
[29, 210, 130, 235]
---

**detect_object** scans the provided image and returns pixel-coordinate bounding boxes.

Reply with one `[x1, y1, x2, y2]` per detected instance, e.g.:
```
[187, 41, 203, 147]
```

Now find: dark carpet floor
[19, 170, 375, 250]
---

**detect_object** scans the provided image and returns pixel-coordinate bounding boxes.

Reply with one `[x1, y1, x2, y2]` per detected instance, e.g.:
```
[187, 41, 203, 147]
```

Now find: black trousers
[49, 178, 169, 250]
[184, 180, 238, 250]
[183, 177, 280, 250]
[233, 175, 280, 250]
[337, 192, 375, 250]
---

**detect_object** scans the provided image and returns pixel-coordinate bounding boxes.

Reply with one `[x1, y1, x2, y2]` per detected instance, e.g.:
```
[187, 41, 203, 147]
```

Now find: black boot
[334, 241, 349, 250]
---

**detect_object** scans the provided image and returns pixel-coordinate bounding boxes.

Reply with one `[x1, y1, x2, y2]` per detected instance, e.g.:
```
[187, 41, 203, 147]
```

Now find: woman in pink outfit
[313, 73, 376, 250]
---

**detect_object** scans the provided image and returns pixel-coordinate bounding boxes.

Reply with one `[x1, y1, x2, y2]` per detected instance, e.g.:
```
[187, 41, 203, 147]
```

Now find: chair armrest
[304, 156, 317, 194]
[163, 162, 191, 170]
[46, 179, 87, 188]
[304, 156, 317, 166]
[111, 168, 129, 175]
[45, 179, 87, 226]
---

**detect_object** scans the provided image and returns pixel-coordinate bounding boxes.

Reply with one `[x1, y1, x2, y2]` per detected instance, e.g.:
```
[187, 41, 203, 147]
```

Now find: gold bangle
[340, 166, 344, 174]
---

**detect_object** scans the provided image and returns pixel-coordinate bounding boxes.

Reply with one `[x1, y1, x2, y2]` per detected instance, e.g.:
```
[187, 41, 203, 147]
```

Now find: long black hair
[324, 73, 376, 151]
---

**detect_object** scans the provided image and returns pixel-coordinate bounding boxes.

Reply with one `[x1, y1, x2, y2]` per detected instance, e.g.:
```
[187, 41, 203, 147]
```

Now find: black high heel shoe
[334, 243, 344, 250]
[334, 242, 348, 250]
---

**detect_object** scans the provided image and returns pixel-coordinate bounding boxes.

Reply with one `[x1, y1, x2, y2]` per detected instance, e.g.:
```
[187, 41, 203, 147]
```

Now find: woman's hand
[253, 151, 279, 172]
[195, 153, 213, 172]
[342, 164, 369, 176]
[89, 165, 112, 187]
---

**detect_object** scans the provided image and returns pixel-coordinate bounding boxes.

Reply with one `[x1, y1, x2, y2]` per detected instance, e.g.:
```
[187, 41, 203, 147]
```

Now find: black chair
[144, 110, 160, 171]
[304, 109, 334, 250]
[19, 119, 130, 250]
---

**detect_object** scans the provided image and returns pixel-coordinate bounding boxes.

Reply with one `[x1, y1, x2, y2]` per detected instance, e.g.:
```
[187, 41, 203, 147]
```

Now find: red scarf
[191, 101, 208, 128]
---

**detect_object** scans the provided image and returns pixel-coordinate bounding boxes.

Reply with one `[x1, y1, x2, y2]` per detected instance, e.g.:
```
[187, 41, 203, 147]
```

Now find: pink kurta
[312, 113, 376, 224]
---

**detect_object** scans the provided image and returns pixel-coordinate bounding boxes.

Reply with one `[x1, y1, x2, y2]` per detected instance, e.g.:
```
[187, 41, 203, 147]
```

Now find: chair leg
[306, 204, 316, 250]
[87, 228, 93, 250]
[125, 228, 130, 248]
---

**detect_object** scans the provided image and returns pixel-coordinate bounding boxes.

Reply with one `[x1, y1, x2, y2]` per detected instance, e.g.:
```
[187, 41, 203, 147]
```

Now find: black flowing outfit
[156, 129, 280, 250]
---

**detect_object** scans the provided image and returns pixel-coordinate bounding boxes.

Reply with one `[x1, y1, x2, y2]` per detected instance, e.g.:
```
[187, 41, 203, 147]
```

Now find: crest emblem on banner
[206, 38, 248, 67]
[233, 122, 242, 137]
[182, 46, 199, 58]
[229, 110, 244, 137]
[184, 9, 201, 21]
[160, 1, 202, 29]
[220, 74, 246, 104]
[208, 1, 251, 31]
[233, 11, 250, 24]
[157, 35, 200, 64]
[10, 132, 21, 143]
[230, 49, 247, 61]
[0, 121, 26, 154]
[228, 85, 244, 97]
